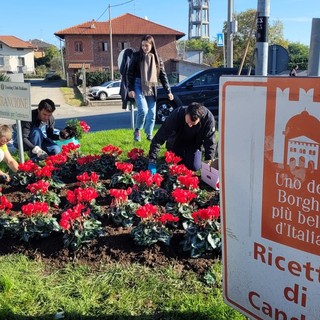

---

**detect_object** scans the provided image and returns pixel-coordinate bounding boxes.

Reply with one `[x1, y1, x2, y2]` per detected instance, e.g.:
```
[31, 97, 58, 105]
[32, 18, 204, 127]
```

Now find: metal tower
[188, 0, 210, 40]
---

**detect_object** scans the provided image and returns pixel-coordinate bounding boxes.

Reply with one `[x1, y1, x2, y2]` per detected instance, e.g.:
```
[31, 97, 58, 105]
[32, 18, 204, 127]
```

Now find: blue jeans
[29, 128, 61, 155]
[134, 78, 156, 136]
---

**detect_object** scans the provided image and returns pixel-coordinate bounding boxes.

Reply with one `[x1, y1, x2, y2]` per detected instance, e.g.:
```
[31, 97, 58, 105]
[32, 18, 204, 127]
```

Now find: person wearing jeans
[127, 35, 173, 142]
[19, 99, 61, 161]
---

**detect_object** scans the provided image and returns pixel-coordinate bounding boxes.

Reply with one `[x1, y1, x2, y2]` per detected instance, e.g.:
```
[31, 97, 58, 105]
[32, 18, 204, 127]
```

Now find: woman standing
[127, 35, 174, 142]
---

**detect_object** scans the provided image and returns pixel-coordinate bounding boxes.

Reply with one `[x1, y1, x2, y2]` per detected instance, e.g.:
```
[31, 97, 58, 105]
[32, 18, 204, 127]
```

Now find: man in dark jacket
[148, 102, 216, 171]
[20, 98, 61, 161]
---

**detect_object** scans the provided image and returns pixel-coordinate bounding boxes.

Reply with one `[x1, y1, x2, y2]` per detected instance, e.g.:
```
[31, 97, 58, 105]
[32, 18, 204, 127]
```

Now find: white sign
[0, 81, 31, 121]
[217, 33, 224, 47]
[220, 76, 320, 320]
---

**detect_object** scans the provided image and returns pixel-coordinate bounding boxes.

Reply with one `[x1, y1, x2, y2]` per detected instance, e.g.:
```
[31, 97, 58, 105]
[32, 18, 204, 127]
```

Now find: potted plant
[56, 119, 90, 147]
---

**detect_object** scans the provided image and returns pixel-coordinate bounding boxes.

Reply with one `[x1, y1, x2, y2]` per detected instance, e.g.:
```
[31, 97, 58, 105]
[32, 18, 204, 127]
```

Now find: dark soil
[0, 181, 220, 276]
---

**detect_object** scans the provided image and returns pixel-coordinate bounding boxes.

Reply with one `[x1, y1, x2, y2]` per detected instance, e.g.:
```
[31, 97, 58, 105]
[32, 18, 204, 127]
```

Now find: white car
[88, 80, 121, 100]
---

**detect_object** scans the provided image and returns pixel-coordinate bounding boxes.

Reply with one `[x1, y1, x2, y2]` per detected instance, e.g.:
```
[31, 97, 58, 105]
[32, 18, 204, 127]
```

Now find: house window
[100, 42, 108, 51]
[75, 41, 83, 52]
[18, 57, 25, 66]
[0, 44, 3, 50]
[0, 56, 4, 65]
[118, 42, 129, 50]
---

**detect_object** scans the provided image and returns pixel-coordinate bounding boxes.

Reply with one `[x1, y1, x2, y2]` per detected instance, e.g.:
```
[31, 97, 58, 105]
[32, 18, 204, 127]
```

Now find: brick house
[54, 13, 185, 85]
[0, 35, 35, 74]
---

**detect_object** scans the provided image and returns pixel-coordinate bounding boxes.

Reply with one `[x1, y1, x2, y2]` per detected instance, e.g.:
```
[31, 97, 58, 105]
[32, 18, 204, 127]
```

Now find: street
[1, 79, 135, 132]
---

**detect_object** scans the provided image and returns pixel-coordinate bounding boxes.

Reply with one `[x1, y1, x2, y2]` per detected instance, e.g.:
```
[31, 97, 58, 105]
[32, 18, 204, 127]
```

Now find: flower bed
[1, 144, 221, 271]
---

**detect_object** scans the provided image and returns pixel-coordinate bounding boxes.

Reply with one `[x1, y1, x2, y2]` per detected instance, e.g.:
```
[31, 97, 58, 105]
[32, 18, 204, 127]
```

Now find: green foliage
[62, 218, 104, 251]
[131, 221, 174, 246]
[182, 219, 222, 258]
[0, 73, 10, 82]
[18, 216, 60, 242]
[0, 214, 19, 239]
[85, 70, 120, 87]
[35, 65, 47, 77]
[108, 200, 138, 227]
[288, 42, 309, 70]
[66, 118, 85, 139]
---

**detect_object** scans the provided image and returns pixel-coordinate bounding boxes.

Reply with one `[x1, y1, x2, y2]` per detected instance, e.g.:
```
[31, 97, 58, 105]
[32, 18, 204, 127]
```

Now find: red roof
[0, 35, 34, 49]
[55, 13, 185, 39]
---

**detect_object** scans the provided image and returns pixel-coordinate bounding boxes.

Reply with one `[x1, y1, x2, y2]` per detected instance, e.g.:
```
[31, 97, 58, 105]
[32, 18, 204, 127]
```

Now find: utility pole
[308, 18, 320, 76]
[227, 0, 233, 67]
[108, 4, 114, 80]
[255, 0, 270, 75]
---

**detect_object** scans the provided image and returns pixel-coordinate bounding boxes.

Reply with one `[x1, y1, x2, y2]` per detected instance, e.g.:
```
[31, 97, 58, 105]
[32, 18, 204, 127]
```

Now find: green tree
[35, 45, 62, 73]
[287, 42, 309, 70]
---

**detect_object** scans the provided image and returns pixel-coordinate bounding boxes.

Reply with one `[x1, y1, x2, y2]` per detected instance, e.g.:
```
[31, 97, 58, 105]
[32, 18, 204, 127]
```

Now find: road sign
[220, 76, 320, 320]
[0, 81, 31, 121]
[217, 33, 224, 47]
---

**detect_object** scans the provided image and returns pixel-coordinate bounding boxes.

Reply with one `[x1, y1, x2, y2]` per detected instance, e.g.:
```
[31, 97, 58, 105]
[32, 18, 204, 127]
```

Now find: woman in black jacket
[127, 35, 173, 142]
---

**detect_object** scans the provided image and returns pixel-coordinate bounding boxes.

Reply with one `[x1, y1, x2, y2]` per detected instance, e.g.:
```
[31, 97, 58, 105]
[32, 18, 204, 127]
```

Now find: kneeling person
[20, 99, 61, 161]
[148, 102, 216, 171]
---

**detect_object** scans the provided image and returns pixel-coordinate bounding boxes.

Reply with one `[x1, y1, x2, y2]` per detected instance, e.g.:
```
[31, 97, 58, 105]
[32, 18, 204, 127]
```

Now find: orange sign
[262, 78, 320, 255]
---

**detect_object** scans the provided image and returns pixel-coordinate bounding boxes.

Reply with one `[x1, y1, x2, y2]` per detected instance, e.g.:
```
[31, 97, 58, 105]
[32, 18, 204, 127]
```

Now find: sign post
[0, 81, 31, 163]
[220, 76, 320, 320]
[217, 33, 226, 67]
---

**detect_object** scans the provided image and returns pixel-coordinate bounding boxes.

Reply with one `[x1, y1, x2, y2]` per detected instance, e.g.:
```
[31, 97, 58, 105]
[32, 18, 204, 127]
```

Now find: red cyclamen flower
[21, 202, 49, 217]
[18, 160, 39, 173]
[171, 188, 197, 204]
[101, 145, 123, 157]
[80, 121, 90, 132]
[164, 151, 182, 165]
[178, 175, 199, 189]
[127, 148, 144, 160]
[169, 164, 195, 177]
[26, 180, 50, 194]
[135, 203, 158, 220]
[0, 195, 13, 212]
[191, 206, 220, 225]
[156, 213, 179, 224]
[115, 162, 133, 174]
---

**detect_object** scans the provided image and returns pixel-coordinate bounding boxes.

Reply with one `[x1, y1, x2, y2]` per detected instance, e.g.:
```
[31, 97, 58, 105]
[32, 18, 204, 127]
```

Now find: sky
[0, 0, 317, 47]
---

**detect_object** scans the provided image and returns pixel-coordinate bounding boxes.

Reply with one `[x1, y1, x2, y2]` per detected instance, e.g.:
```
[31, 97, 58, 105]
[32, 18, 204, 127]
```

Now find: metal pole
[16, 120, 24, 163]
[109, 4, 114, 81]
[255, 0, 270, 76]
[227, 0, 233, 67]
[308, 18, 320, 76]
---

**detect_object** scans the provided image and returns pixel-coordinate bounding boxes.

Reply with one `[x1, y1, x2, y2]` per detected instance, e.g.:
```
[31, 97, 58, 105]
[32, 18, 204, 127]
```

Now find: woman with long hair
[127, 35, 174, 142]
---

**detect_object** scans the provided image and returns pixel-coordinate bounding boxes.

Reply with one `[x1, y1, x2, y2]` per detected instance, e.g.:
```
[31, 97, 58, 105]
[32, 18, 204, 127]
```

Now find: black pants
[170, 146, 202, 171]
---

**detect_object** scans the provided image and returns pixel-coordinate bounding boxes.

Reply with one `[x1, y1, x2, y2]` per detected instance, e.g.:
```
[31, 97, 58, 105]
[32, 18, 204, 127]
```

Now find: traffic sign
[217, 33, 224, 47]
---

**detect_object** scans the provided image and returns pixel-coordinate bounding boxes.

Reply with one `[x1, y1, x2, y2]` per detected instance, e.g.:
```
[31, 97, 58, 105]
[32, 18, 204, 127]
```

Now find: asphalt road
[1, 79, 135, 132]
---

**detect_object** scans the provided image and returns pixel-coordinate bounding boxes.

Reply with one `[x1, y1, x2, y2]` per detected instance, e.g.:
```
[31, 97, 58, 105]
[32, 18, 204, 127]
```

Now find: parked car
[156, 68, 253, 123]
[88, 80, 121, 100]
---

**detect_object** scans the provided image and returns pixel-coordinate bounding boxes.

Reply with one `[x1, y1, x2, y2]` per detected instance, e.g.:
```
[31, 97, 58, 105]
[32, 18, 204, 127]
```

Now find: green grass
[0, 255, 246, 320]
[0, 129, 244, 320]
